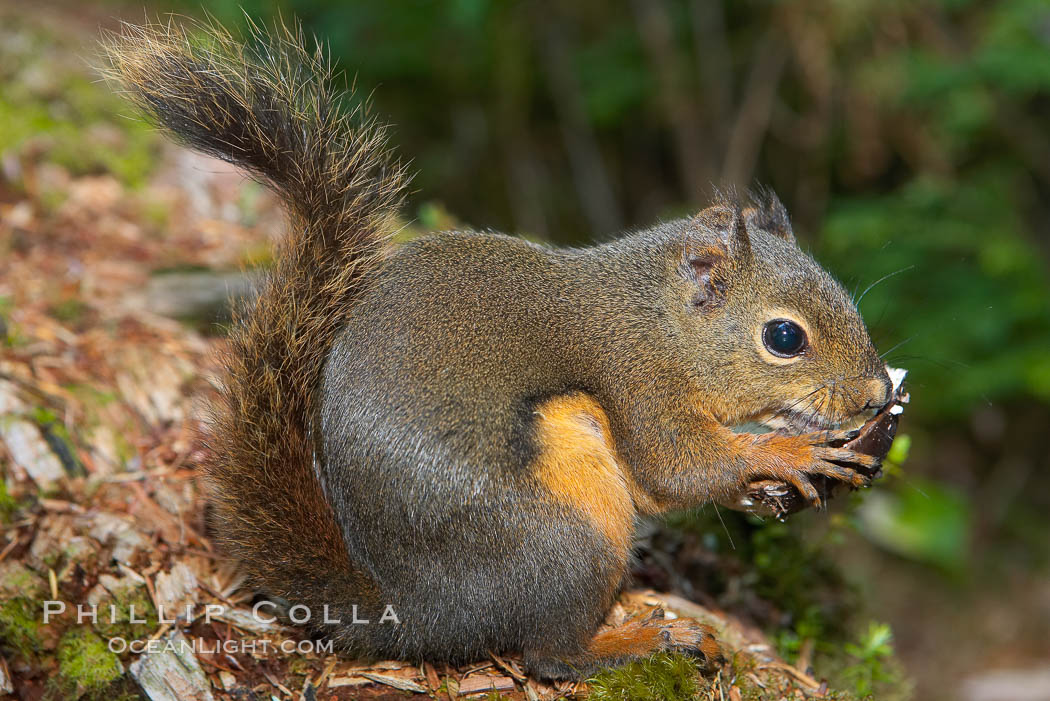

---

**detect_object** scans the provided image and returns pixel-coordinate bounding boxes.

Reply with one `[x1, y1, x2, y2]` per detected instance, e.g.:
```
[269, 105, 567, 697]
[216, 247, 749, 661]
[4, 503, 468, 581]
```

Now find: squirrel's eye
[763, 319, 807, 358]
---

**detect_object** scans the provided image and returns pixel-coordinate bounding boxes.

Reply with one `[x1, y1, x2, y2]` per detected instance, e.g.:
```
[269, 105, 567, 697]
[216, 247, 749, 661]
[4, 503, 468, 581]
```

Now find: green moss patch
[0, 476, 18, 522]
[587, 653, 701, 701]
[0, 561, 44, 598]
[56, 628, 124, 698]
[0, 597, 44, 660]
[92, 576, 157, 641]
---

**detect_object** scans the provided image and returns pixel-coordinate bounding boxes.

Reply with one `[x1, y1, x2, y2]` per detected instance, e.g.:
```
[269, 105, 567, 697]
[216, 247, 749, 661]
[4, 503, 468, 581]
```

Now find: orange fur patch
[587, 621, 664, 658]
[585, 617, 720, 661]
[531, 393, 635, 550]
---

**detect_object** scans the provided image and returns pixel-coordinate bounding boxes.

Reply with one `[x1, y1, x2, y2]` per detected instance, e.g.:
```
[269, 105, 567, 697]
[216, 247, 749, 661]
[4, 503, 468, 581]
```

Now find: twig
[757, 661, 821, 689]
[0, 537, 21, 564]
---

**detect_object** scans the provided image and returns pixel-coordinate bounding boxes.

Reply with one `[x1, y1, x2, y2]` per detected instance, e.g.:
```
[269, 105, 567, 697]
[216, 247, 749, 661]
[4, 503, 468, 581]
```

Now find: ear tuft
[746, 186, 795, 243]
[731, 201, 751, 257]
[692, 196, 752, 262]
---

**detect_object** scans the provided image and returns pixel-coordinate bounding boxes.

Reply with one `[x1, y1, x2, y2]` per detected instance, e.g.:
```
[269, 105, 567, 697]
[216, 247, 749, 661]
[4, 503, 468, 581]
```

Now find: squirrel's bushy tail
[103, 19, 405, 632]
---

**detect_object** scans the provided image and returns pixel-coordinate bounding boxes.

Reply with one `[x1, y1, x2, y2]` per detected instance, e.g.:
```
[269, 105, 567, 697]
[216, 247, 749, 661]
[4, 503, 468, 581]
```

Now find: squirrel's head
[670, 193, 891, 432]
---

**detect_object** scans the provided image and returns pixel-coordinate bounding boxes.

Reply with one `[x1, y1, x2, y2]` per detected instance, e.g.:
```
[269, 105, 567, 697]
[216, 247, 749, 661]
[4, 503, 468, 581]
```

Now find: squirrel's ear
[687, 246, 728, 309]
[692, 203, 752, 262]
[746, 190, 795, 243]
[685, 204, 752, 308]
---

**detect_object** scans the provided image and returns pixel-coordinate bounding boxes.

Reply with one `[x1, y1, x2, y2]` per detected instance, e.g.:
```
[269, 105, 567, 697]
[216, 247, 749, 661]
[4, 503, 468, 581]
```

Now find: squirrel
[103, 19, 892, 679]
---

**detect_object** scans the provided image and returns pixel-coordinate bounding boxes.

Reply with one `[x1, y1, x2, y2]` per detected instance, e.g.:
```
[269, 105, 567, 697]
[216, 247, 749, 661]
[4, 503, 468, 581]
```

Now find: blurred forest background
[2, 0, 1049, 699]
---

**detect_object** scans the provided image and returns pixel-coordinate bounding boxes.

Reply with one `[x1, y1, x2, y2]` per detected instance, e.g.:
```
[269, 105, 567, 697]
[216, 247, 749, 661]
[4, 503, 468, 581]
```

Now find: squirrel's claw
[810, 427, 861, 445]
[808, 454, 872, 488]
[654, 618, 724, 669]
[785, 471, 822, 506]
[813, 445, 881, 472]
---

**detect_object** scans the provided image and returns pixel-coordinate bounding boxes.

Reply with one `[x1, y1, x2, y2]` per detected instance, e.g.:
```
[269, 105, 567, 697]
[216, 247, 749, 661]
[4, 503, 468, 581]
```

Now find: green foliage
[750, 520, 850, 620]
[667, 494, 918, 698]
[667, 507, 859, 658]
[854, 478, 970, 572]
[851, 433, 972, 572]
[839, 622, 907, 699]
[885, 434, 911, 469]
[773, 605, 831, 665]
[587, 652, 701, 701]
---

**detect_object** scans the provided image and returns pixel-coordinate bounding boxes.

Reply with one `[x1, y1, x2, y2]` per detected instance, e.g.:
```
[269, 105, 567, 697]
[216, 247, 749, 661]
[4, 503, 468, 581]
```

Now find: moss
[0, 562, 45, 599]
[56, 628, 124, 699]
[1, 306, 28, 348]
[0, 597, 44, 660]
[48, 299, 91, 325]
[0, 476, 18, 522]
[280, 655, 319, 694]
[0, 17, 159, 191]
[30, 407, 85, 477]
[587, 653, 702, 701]
[726, 650, 757, 682]
[664, 508, 858, 656]
[94, 582, 157, 641]
[55, 538, 99, 579]
[29, 407, 63, 434]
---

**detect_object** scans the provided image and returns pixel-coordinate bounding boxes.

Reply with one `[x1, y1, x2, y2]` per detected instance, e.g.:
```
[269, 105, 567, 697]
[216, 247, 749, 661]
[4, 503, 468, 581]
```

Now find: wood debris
[129, 630, 215, 701]
[360, 672, 428, 694]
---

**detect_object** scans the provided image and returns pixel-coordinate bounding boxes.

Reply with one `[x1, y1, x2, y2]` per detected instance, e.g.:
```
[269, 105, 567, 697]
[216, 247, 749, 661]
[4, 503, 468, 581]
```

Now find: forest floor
[0, 3, 878, 700]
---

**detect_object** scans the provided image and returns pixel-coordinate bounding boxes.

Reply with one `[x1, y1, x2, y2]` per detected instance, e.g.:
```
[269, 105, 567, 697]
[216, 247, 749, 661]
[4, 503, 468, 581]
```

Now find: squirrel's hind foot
[525, 609, 723, 680]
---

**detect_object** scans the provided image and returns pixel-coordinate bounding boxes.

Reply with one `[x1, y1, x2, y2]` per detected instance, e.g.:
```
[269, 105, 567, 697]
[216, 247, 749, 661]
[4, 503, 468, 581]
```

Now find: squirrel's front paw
[744, 431, 880, 506]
